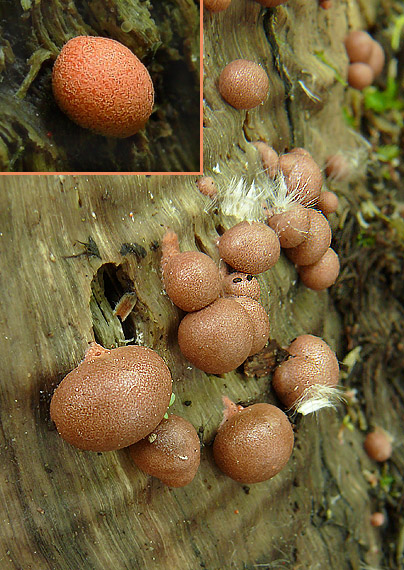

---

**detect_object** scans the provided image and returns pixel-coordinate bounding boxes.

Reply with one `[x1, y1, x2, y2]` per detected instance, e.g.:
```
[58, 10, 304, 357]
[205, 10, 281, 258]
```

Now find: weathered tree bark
[1, 0, 403, 569]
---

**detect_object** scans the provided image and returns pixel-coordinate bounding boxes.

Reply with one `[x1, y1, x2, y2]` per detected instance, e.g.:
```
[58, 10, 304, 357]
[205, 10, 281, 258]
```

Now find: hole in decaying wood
[194, 234, 210, 256]
[90, 263, 138, 348]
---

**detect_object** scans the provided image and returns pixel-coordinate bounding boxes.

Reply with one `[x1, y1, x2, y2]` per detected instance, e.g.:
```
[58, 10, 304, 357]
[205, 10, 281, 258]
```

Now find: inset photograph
[0, 1, 201, 173]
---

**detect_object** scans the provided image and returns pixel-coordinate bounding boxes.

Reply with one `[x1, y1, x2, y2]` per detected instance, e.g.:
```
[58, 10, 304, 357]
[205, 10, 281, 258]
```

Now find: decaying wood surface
[1, 0, 404, 569]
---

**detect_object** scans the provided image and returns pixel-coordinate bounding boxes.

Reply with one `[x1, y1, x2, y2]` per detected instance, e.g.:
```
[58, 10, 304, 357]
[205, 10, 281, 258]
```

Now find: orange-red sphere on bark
[52, 36, 154, 138]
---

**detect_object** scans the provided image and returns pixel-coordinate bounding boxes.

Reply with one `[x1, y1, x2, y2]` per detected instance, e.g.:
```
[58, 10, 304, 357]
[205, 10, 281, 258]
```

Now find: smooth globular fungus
[298, 247, 340, 290]
[219, 60, 269, 110]
[285, 209, 332, 266]
[178, 298, 253, 374]
[364, 429, 393, 462]
[129, 414, 200, 487]
[218, 221, 280, 274]
[317, 190, 339, 216]
[267, 203, 311, 249]
[163, 251, 221, 312]
[367, 41, 385, 77]
[213, 402, 294, 484]
[344, 31, 374, 63]
[272, 334, 340, 414]
[50, 343, 172, 451]
[347, 63, 374, 91]
[344, 31, 385, 90]
[370, 512, 385, 527]
[52, 36, 154, 138]
[161, 231, 221, 312]
[221, 272, 261, 301]
[202, 0, 232, 12]
[254, 142, 279, 177]
[232, 296, 270, 355]
[278, 151, 323, 206]
[196, 176, 218, 198]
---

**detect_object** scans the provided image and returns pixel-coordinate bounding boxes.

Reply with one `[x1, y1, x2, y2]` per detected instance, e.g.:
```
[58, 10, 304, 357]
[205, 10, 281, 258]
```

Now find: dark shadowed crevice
[90, 263, 137, 348]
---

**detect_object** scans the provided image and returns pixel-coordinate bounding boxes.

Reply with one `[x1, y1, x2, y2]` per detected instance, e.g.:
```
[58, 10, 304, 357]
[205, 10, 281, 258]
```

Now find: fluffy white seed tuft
[209, 177, 267, 221]
[290, 384, 345, 415]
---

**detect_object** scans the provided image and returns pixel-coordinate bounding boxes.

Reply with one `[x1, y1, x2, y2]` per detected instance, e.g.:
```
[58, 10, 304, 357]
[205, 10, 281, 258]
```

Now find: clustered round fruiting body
[364, 428, 393, 462]
[213, 401, 294, 483]
[221, 271, 261, 301]
[50, 343, 172, 451]
[279, 149, 323, 206]
[218, 221, 280, 273]
[344, 31, 385, 90]
[256, 145, 340, 291]
[285, 209, 331, 266]
[370, 512, 385, 527]
[161, 230, 221, 312]
[254, 142, 279, 177]
[219, 60, 269, 110]
[161, 229, 272, 374]
[196, 176, 218, 198]
[272, 334, 340, 414]
[202, 0, 232, 12]
[317, 190, 339, 216]
[297, 248, 340, 290]
[178, 298, 255, 373]
[128, 414, 201, 487]
[232, 296, 271, 355]
[267, 203, 310, 248]
[52, 36, 154, 138]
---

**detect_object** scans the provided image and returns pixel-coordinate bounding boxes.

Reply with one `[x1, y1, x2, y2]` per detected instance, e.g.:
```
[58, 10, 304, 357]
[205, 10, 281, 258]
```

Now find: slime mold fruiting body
[52, 36, 154, 137]
[50, 343, 172, 451]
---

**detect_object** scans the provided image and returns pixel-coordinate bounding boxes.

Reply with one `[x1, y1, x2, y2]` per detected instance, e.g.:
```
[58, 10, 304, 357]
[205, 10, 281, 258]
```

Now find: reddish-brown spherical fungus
[298, 247, 340, 290]
[219, 60, 269, 110]
[344, 31, 385, 90]
[232, 296, 270, 355]
[367, 41, 385, 77]
[347, 63, 374, 90]
[370, 512, 385, 527]
[317, 191, 339, 217]
[177, 298, 253, 374]
[267, 203, 311, 248]
[221, 272, 261, 301]
[128, 414, 200, 487]
[364, 429, 393, 462]
[254, 142, 279, 177]
[272, 334, 340, 414]
[196, 176, 218, 198]
[344, 31, 374, 63]
[278, 151, 323, 206]
[161, 231, 221, 312]
[218, 221, 280, 274]
[202, 0, 232, 12]
[52, 36, 154, 138]
[50, 343, 172, 451]
[289, 147, 312, 158]
[213, 402, 294, 483]
[285, 209, 332, 266]
[344, 31, 385, 78]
